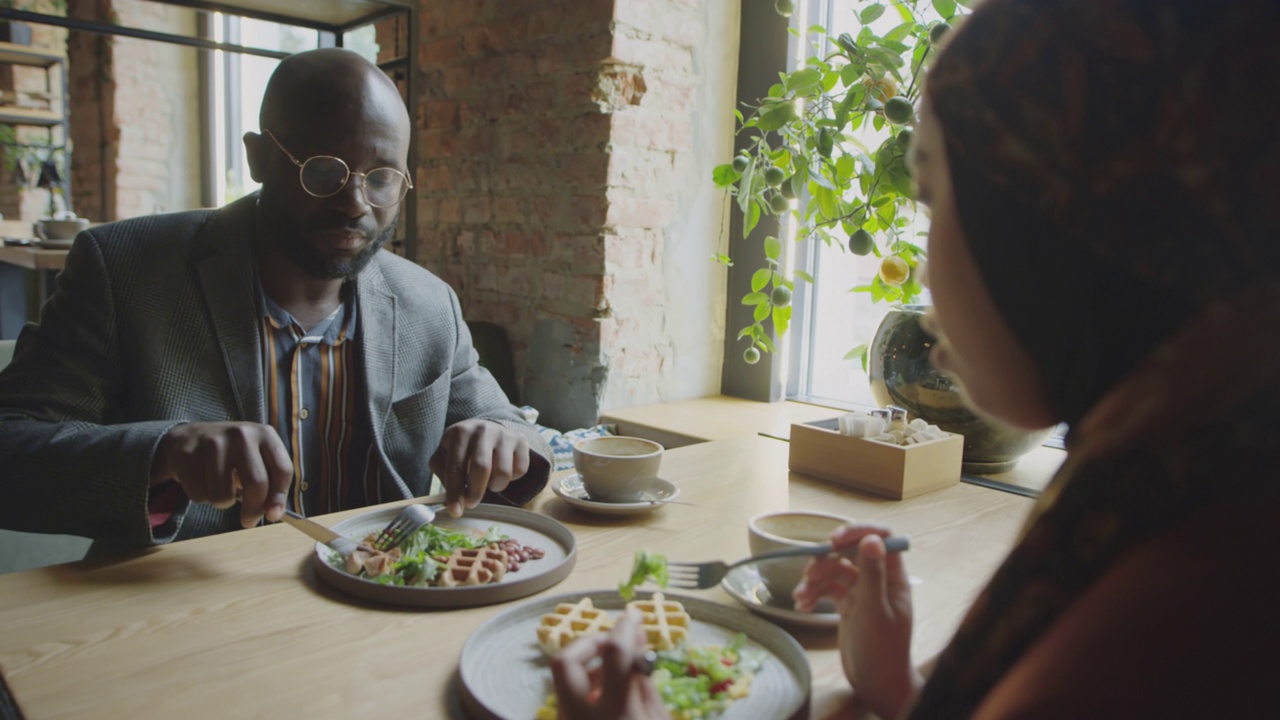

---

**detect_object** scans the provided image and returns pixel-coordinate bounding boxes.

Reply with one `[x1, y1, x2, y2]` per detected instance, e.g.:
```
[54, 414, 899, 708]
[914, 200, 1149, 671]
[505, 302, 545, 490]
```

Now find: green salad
[649, 634, 764, 719]
[619, 549, 669, 600]
[536, 633, 764, 720]
[335, 523, 508, 586]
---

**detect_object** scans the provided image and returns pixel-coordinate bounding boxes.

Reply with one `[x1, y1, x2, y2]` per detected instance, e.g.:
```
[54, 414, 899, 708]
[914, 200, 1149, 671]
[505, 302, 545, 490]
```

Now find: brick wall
[412, 0, 737, 430]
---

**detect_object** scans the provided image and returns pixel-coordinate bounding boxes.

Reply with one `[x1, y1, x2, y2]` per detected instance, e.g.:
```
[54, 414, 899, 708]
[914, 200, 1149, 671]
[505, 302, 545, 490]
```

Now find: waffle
[537, 597, 616, 654]
[625, 592, 690, 650]
[436, 544, 508, 587]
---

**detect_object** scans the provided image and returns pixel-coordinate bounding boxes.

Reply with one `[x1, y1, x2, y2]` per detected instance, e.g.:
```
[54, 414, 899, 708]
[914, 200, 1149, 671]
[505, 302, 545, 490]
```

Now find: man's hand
[150, 422, 294, 529]
[429, 419, 530, 517]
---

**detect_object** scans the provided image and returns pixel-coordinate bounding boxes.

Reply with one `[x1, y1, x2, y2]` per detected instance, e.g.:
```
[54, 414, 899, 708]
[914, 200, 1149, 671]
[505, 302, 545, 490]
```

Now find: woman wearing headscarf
[551, 0, 1280, 716]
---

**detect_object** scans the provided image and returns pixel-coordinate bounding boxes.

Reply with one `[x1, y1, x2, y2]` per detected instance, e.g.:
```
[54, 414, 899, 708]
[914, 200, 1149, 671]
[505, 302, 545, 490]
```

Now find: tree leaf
[737, 157, 755, 213]
[751, 268, 772, 293]
[712, 163, 739, 188]
[737, 326, 755, 340]
[754, 302, 771, 322]
[772, 306, 790, 337]
[764, 235, 782, 260]
[795, 269, 815, 284]
[932, 0, 957, 19]
[744, 198, 762, 237]
[843, 343, 868, 361]
[759, 335, 777, 353]
[742, 292, 769, 306]
[787, 68, 822, 94]
[859, 4, 886, 24]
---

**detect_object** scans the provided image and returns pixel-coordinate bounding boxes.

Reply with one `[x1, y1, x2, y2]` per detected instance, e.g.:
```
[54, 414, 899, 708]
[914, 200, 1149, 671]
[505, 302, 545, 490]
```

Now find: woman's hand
[794, 524, 923, 720]
[550, 608, 671, 720]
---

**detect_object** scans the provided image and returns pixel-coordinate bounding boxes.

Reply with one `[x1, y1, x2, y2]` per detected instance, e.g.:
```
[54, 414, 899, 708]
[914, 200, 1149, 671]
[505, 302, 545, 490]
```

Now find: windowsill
[600, 394, 1064, 494]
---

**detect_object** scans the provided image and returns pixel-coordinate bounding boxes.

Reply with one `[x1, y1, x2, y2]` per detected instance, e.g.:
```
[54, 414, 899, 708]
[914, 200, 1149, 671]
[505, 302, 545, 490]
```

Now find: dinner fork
[370, 502, 439, 552]
[667, 535, 910, 590]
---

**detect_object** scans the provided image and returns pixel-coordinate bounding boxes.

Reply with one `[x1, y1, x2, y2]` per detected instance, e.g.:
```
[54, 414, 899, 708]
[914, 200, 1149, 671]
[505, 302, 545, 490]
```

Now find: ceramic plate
[550, 474, 681, 515]
[720, 564, 840, 629]
[311, 504, 576, 608]
[458, 590, 810, 720]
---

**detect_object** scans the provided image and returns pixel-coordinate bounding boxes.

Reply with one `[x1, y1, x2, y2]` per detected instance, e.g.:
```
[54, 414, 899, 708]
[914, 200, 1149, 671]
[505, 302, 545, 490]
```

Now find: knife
[281, 510, 364, 556]
[278, 493, 449, 555]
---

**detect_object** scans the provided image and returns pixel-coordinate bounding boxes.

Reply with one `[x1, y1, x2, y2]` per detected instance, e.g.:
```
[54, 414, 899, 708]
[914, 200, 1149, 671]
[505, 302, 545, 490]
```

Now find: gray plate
[311, 505, 576, 608]
[458, 590, 811, 720]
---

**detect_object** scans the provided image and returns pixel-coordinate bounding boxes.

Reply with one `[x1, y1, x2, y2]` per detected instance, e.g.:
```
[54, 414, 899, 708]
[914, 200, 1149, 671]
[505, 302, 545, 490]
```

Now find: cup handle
[33, 224, 44, 241]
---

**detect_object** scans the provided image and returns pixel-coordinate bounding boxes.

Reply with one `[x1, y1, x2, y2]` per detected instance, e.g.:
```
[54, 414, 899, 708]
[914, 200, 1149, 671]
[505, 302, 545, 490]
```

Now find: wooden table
[0, 434, 1033, 720]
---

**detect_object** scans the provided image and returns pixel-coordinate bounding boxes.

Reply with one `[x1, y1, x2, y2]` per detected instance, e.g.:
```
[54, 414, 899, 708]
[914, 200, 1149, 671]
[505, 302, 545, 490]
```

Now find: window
[783, 0, 938, 411]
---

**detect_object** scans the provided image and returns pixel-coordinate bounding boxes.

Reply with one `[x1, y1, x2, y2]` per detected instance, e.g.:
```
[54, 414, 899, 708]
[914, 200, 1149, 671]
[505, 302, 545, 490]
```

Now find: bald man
[0, 49, 551, 551]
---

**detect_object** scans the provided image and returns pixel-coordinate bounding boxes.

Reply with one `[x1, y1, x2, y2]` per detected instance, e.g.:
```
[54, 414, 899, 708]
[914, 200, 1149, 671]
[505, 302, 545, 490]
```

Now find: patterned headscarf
[926, 0, 1280, 427]
[909, 0, 1280, 716]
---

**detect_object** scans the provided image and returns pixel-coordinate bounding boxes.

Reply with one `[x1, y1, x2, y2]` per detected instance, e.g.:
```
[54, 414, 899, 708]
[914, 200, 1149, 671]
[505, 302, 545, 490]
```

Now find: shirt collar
[256, 278, 359, 345]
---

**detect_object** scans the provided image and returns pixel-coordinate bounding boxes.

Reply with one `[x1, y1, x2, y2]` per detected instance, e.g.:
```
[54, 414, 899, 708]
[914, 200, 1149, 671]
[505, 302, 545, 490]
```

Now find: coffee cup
[571, 436, 663, 502]
[748, 510, 853, 601]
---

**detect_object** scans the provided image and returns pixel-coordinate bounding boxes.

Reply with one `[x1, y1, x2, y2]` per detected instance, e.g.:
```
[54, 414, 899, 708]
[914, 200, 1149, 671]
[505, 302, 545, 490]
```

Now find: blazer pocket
[385, 371, 450, 488]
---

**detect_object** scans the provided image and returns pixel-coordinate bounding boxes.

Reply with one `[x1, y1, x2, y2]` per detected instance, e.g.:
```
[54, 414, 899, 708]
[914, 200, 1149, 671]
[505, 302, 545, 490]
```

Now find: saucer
[551, 474, 681, 515]
[35, 238, 74, 249]
[720, 564, 840, 629]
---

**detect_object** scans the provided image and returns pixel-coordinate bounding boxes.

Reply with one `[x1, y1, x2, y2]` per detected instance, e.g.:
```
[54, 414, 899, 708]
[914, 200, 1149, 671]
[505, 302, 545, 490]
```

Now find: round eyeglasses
[262, 128, 413, 209]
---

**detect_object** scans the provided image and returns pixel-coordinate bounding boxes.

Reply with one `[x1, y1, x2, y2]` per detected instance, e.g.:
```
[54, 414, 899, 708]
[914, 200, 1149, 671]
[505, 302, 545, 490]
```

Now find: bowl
[36, 217, 90, 240]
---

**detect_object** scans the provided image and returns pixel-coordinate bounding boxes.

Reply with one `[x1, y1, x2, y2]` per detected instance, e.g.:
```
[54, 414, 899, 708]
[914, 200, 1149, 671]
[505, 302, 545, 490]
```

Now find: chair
[0, 337, 92, 573]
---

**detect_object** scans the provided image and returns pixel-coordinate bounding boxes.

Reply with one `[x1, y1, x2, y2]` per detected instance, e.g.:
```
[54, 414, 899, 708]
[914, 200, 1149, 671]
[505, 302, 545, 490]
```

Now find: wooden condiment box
[788, 418, 964, 500]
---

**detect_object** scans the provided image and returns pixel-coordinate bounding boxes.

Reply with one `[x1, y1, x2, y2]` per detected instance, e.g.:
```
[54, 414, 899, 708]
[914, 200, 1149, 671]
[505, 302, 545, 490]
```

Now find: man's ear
[244, 132, 267, 183]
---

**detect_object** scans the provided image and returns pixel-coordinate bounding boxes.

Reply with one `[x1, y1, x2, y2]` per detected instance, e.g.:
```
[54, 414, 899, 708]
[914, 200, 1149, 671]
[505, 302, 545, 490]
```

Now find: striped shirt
[259, 285, 382, 516]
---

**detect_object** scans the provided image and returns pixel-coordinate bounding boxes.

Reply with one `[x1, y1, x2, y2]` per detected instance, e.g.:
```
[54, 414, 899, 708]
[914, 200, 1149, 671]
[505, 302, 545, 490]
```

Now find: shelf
[147, 0, 411, 30]
[0, 41, 63, 69]
[0, 107, 61, 126]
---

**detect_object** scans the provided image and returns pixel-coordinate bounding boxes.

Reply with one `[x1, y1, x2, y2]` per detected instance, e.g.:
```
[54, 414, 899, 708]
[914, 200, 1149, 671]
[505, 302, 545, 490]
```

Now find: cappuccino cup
[748, 510, 853, 602]
[571, 436, 663, 502]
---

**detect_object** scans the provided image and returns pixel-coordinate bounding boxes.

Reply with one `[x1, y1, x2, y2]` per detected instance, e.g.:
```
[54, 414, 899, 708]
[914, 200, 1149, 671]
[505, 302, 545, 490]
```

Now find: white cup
[748, 510, 852, 601]
[571, 436, 664, 502]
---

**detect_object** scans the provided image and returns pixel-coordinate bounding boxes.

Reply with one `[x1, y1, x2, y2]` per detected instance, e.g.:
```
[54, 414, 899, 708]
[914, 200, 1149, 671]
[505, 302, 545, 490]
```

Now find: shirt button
[300, 408, 310, 420]
[300, 342, 309, 349]
[301, 482, 309, 491]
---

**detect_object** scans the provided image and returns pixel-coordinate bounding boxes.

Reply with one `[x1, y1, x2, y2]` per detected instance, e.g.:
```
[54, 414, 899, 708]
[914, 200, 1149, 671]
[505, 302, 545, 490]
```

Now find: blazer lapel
[196, 196, 265, 423]
[357, 258, 398, 473]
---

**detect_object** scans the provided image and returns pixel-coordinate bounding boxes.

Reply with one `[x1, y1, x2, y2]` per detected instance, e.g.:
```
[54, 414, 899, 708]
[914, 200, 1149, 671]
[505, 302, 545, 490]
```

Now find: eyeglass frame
[261, 128, 414, 209]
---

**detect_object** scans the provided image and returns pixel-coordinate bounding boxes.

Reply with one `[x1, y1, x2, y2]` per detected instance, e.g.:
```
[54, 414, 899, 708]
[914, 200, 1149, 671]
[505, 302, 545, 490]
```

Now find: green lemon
[770, 285, 792, 308]
[929, 22, 952, 46]
[775, 0, 796, 18]
[732, 154, 750, 173]
[764, 167, 786, 187]
[884, 97, 915, 125]
[769, 193, 791, 214]
[895, 128, 915, 151]
[780, 177, 798, 200]
[817, 128, 834, 158]
[743, 346, 762, 364]
[848, 229, 875, 256]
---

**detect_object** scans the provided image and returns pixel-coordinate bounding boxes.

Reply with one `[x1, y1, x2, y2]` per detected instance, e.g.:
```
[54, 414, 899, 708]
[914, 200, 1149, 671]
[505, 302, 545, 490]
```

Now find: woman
[553, 0, 1280, 716]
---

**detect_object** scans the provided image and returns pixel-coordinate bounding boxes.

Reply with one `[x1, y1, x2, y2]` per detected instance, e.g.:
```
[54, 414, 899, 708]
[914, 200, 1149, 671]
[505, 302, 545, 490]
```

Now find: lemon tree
[712, 0, 973, 364]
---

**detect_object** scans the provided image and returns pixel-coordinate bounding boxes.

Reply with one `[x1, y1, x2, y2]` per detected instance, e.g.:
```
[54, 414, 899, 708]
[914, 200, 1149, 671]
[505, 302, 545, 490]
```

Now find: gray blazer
[0, 195, 550, 549]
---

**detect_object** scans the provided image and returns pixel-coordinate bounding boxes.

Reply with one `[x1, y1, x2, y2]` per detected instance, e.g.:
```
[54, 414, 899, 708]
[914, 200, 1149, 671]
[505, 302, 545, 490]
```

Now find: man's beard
[258, 193, 399, 281]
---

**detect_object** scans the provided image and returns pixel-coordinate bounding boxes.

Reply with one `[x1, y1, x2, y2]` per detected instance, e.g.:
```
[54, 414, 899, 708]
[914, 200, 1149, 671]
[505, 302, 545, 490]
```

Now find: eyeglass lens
[299, 156, 409, 208]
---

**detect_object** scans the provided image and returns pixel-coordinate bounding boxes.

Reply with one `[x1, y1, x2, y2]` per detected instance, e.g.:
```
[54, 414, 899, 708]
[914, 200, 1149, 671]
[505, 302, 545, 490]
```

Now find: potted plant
[715, 0, 1051, 471]
[713, 0, 974, 365]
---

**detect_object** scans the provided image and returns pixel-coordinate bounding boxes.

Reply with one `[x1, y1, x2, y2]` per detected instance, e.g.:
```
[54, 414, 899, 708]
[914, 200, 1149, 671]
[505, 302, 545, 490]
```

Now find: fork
[370, 502, 439, 552]
[667, 535, 911, 590]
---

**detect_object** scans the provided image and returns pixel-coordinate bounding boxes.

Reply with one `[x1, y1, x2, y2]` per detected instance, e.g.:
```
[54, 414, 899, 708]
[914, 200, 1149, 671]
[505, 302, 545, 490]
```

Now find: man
[0, 49, 550, 551]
